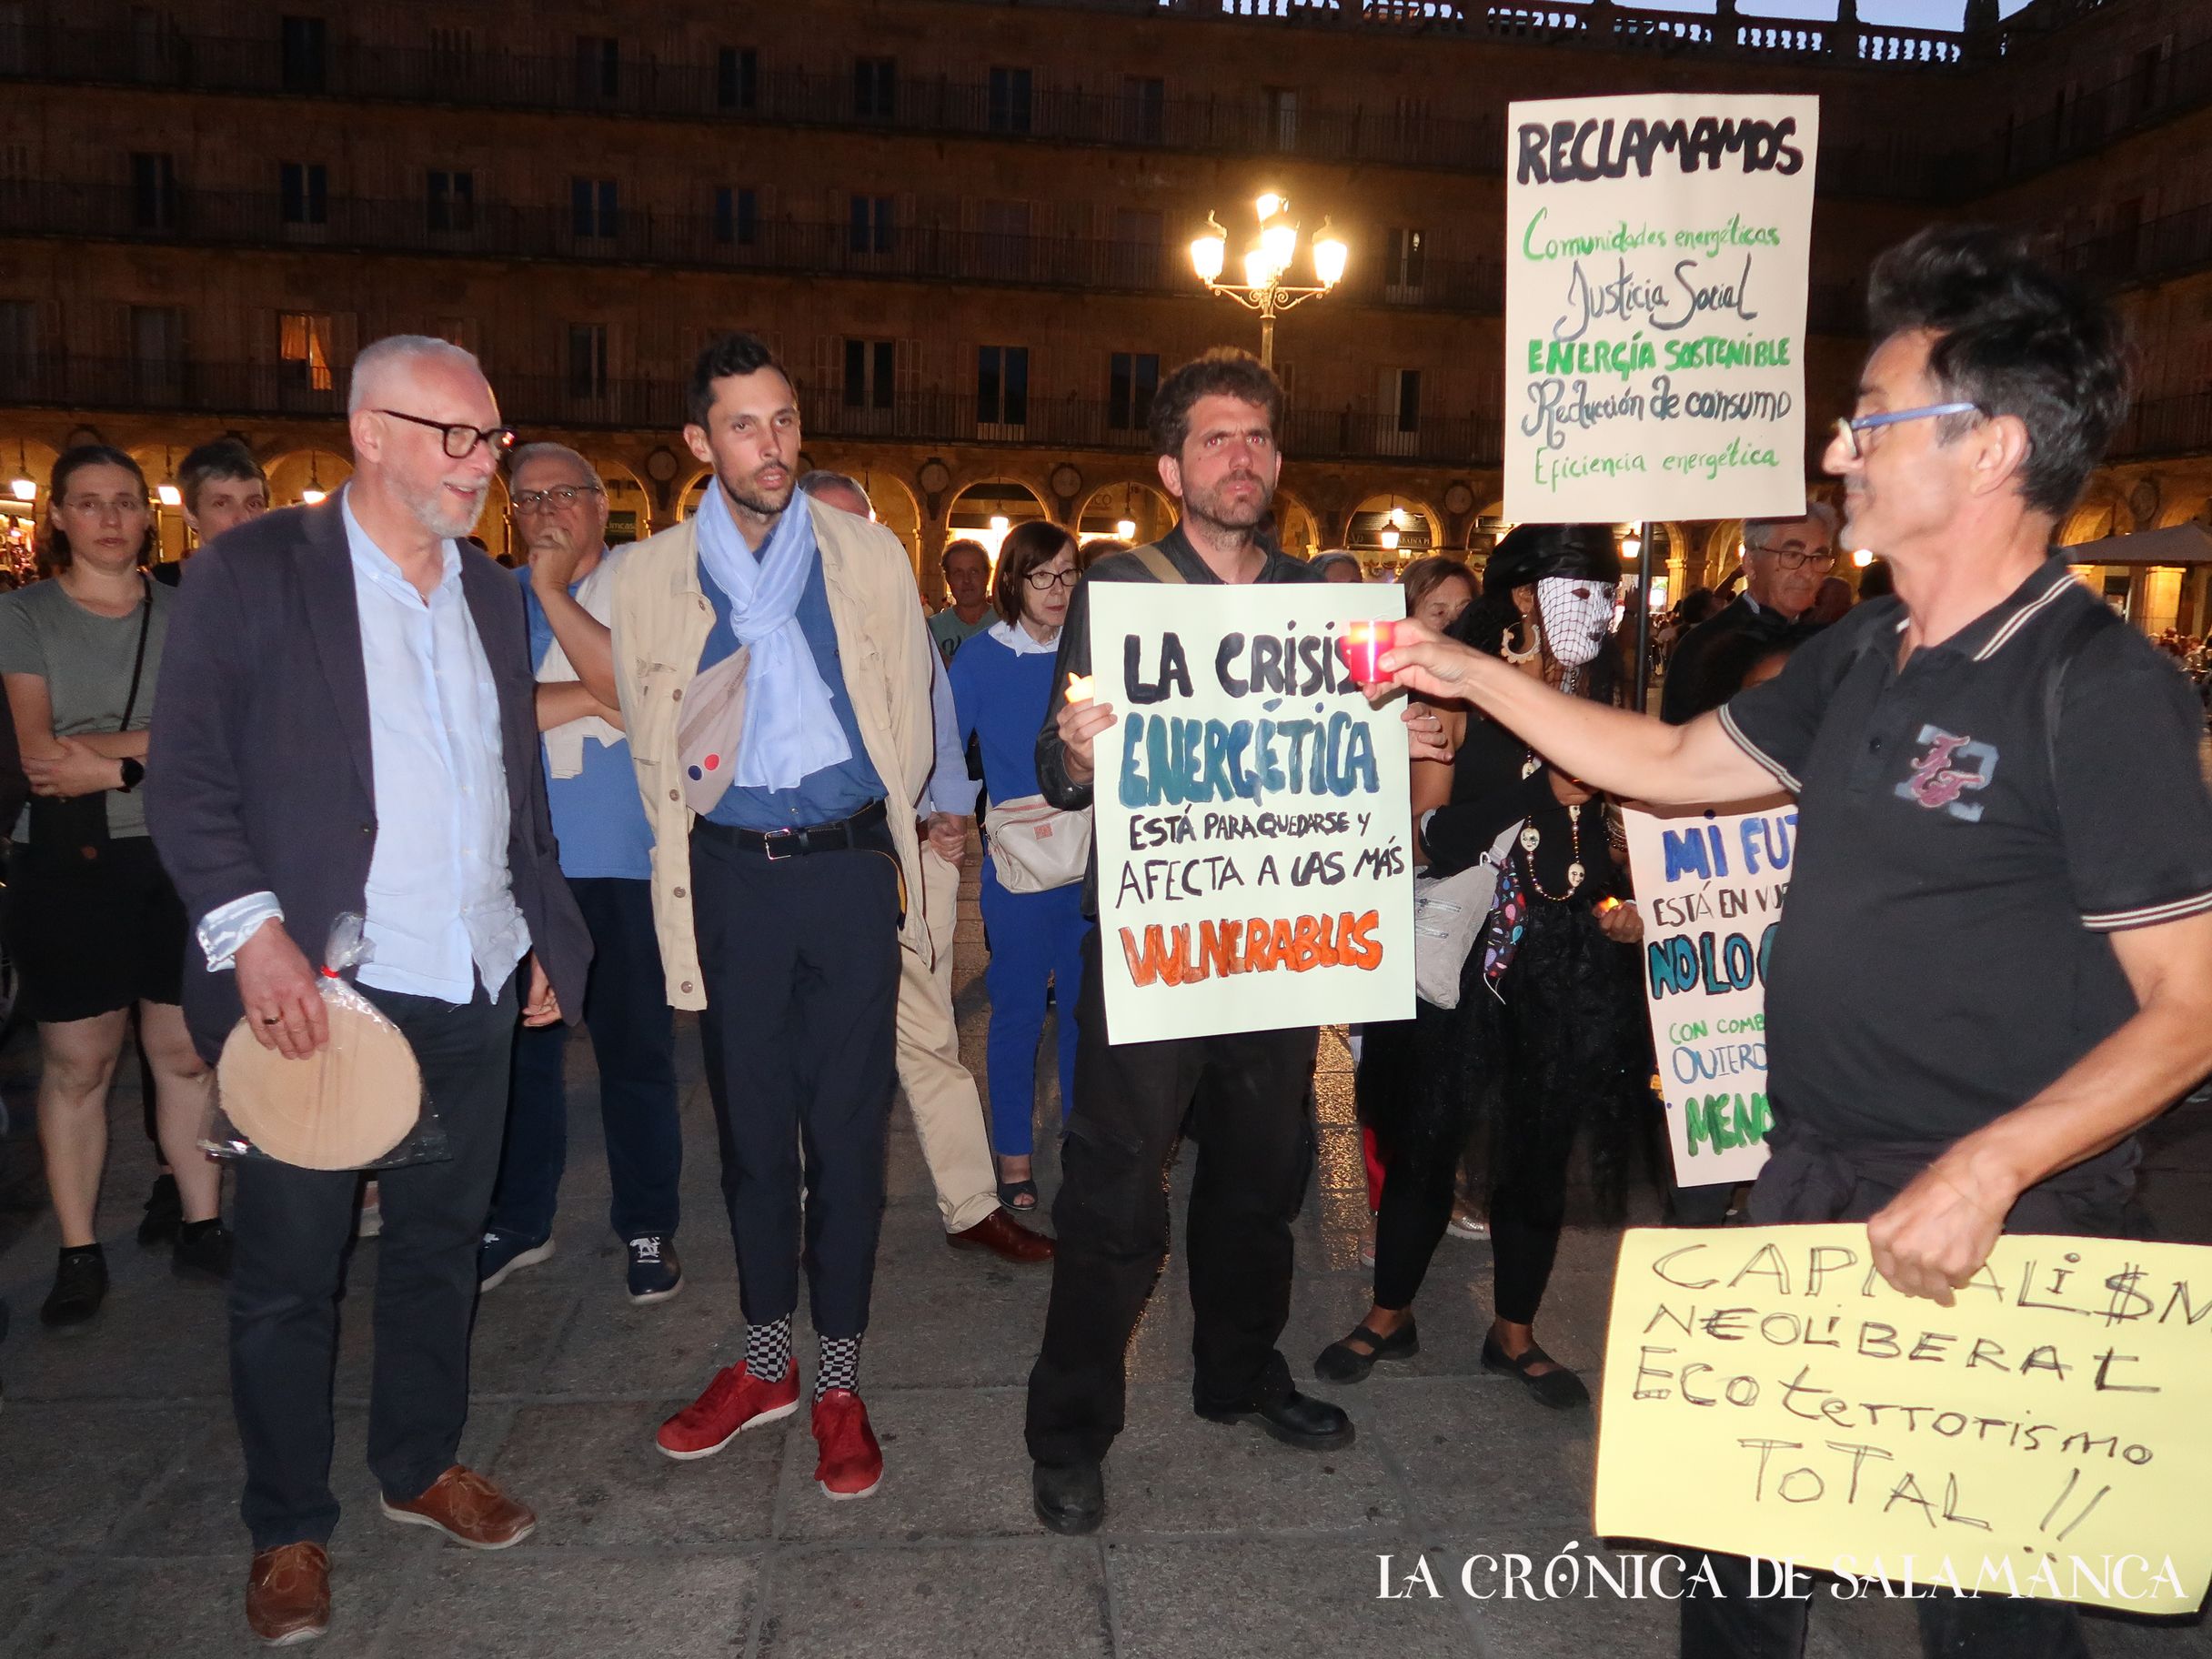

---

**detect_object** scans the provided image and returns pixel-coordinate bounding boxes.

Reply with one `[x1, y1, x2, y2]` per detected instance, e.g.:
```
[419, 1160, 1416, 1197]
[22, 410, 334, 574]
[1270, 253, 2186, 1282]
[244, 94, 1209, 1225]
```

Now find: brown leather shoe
[246, 1541, 329, 1647]
[947, 1209, 1054, 1264]
[378, 1465, 536, 1549]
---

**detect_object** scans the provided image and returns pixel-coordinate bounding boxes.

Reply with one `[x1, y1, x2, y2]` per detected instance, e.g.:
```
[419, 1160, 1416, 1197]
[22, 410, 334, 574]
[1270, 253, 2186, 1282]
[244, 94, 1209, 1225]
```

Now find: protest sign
[1622, 801, 1791, 1187]
[1503, 93, 1819, 525]
[1595, 1225, 2212, 1613]
[1087, 582, 1414, 1044]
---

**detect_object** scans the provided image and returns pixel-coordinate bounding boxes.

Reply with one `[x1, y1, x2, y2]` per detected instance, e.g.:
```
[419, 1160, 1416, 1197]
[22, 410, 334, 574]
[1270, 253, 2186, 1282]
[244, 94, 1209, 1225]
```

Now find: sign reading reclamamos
[1622, 800, 1793, 1189]
[1504, 93, 1819, 524]
[1596, 1226, 2212, 1613]
[1088, 582, 1414, 1044]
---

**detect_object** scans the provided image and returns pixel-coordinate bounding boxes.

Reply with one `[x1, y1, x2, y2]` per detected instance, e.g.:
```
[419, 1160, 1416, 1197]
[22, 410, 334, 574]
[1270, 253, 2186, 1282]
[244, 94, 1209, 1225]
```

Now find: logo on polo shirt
[1896, 725, 1998, 822]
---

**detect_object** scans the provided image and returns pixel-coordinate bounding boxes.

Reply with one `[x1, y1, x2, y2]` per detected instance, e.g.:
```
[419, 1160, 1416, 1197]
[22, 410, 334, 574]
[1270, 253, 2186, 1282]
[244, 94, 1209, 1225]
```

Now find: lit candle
[1334, 621, 1391, 686]
[1064, 673, 1095, 705]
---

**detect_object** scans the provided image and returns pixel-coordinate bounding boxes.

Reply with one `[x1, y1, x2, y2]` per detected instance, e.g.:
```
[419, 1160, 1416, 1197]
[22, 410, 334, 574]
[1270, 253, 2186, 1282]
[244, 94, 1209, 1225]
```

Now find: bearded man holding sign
[1382, 226, 2212, 1656]
[1023, 349, 1446, 1537]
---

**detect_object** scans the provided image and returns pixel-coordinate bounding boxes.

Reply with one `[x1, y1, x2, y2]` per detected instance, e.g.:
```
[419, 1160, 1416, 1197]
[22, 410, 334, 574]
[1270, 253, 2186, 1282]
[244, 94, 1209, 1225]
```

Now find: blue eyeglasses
[1831, 402, 1981, 459]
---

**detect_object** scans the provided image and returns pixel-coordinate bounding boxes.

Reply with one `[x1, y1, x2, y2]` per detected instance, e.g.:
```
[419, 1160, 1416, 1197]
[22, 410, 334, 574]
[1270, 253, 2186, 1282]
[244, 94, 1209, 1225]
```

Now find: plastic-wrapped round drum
[216, 998, 423, 1170]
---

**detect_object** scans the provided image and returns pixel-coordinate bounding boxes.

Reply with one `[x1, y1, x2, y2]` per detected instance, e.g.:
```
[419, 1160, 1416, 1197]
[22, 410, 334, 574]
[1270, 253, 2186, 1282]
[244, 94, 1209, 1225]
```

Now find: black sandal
[1482, 1334, 1589, 1410]
[997, 1178, 1039, 1213]
[1314, 1318, 1419, 1384]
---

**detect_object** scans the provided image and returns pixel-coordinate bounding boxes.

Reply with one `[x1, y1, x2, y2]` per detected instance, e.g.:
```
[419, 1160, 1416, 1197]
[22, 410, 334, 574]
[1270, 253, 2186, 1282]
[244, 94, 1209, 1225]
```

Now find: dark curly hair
[1865, 225, 2132, 518]
[1149, 347, 1283, 459]
[686, 331, 790, 429]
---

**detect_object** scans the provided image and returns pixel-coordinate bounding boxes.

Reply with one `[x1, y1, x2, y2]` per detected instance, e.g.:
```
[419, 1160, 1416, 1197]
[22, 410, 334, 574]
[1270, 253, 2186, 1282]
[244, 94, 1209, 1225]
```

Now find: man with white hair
[1659, 502, 1839, 723]
[146, 335, 590, 1645]
[478, 443, 686, 1303]
[794, 469, 1052, 1267]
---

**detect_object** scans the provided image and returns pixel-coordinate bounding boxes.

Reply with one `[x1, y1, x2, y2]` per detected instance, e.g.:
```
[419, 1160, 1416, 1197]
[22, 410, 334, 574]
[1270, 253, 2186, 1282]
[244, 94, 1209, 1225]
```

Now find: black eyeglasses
[512, 484, 605, 514]
[375, 409, 518, 459]
[1025, 567, 1079, 592]
[1753, 545, 1837, 572]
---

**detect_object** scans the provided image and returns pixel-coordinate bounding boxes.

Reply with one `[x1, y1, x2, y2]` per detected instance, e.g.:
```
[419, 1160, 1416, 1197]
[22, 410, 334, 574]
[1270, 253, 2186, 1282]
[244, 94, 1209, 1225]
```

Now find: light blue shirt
[194, 491, 531, 1001]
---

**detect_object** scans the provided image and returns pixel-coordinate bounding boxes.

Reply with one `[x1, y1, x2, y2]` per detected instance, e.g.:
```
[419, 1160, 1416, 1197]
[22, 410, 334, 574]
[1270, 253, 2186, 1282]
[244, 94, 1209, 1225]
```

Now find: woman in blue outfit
[948, 521, 1088, 1212]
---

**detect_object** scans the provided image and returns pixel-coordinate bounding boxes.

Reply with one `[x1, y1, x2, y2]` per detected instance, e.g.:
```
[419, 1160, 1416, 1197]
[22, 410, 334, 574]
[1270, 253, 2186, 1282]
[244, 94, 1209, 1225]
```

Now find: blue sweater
[948, 628, 1057, 805]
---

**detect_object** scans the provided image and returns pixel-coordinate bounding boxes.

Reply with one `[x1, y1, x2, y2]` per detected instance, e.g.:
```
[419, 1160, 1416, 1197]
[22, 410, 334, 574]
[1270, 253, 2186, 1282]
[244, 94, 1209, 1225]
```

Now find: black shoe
[626, 1235, 683, 1304]
[41, 1246, 107, 1332]
[1481, 1334, 1590, 1410]
[1314, 1318, 1419, 1384]
[172, 1218, 233, 1282]
[1032, 1462, 1104, 1535]
[136, 1172, 181, 1246]
[1196, 1389, 1354, 1451]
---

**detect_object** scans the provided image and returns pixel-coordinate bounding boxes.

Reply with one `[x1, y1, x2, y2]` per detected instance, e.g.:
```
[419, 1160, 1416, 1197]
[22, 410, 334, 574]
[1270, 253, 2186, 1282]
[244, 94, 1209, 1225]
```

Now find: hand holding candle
[1056, 671, 1115, 786]
[1064, 672, 1094, 705]
[1335, 621, 1391, 687]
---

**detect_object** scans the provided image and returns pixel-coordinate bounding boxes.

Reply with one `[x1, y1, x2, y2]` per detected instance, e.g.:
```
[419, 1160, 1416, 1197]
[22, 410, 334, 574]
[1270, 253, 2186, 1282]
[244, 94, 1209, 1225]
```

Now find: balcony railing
[0, 19, 1986, 197]
[2060, 199, 2212, 288]
[2, 185, 1912, 332]
[2110, 391, 2212, 463]
[0, 354, 1507, 468]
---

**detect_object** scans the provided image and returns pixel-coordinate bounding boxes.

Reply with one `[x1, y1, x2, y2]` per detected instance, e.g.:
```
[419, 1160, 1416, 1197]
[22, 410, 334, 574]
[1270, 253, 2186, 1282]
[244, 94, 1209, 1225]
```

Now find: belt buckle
[761, 828, 799, 862]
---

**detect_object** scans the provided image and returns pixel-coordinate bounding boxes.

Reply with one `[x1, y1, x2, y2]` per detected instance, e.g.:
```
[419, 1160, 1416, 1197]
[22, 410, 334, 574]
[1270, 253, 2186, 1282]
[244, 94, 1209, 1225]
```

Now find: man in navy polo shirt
[1379, 226, 2212, 1659]
[480, 443, 683, 1304]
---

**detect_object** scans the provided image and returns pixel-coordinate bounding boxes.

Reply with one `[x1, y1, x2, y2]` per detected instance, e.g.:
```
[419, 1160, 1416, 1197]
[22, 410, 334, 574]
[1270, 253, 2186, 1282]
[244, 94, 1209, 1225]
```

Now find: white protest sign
[1087, 582, 1414, 1044]
[1504, 93, 1819, 524]
[1622, 801, 1794, 1187]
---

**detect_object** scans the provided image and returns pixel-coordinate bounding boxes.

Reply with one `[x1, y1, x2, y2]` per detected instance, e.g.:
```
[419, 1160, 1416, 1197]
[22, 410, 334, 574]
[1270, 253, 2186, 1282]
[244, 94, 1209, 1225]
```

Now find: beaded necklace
[1513, 658, 1585, 901]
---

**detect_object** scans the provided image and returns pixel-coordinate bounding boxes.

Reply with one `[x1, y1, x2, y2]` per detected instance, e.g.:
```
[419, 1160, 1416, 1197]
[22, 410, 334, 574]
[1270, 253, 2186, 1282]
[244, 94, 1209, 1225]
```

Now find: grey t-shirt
[0, 577, 169, 839]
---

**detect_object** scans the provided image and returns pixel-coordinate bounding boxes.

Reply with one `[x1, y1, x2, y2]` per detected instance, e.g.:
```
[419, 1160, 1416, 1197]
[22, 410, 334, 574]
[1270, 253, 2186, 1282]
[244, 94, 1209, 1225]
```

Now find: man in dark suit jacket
[146, 337, 589, 1647]
[1658, 504, 1838, 724]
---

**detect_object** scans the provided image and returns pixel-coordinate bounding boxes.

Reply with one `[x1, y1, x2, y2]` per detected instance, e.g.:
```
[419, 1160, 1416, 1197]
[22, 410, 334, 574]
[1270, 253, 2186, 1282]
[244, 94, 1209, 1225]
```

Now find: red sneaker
[811, 1389, 883, 1500]
[656, 1363, 799, 1461]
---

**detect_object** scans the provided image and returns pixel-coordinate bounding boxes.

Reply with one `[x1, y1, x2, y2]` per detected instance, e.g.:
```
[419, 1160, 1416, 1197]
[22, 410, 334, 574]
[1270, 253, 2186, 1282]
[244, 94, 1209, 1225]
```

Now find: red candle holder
[1335, 621, 1391, 686]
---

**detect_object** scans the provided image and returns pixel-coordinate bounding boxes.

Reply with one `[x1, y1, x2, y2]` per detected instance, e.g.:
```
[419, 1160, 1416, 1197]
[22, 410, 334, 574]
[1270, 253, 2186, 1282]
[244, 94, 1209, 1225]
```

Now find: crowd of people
[0, 222, 2207, 1659]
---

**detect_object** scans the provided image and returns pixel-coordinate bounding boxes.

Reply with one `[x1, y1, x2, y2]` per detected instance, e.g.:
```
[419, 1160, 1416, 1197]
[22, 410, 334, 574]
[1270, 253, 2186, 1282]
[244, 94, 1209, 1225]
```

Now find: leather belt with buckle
[699, 799, 889, 860]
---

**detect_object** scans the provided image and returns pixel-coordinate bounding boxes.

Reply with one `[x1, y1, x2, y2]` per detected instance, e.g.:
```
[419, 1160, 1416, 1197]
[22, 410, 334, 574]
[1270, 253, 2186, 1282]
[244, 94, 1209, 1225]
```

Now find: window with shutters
[713, 186, 757, 247]
[0, 299, 37, 374]
[977, 345, 1029, 431]
[718, 46, 757, 111]
[1110, 208, 1162, 287]
[279, 161, 327, 226]
[567, 323, 608, 398]
[279, 15, 326, 91]
[1108, 352, 1159, 431]
[0, 4, 26, 75]
[988, 66, 1032, 135]
[1264, 86, 1298, 151]
[278, 311, 334, 391]
[428, 25, 473, 75]
[1383, 227, 1426, 299]
[130, 152, 177, 230]
[848, 194, 893, 256]
[427, 169, 474, 234]
[843, 338, 895, 411]
[1121, 76, 1163, 144]
[576, 35, 618, 101]
[854, 56, 896, 119]
[571, 177, 618, 239]
[981, 200, 1030, 277]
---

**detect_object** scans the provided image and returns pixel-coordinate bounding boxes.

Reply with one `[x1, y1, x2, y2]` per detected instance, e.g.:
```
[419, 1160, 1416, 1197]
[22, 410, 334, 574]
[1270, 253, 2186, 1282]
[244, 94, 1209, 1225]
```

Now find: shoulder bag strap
[116, 573, 154, 731]
[1131, 542, 1186, 586]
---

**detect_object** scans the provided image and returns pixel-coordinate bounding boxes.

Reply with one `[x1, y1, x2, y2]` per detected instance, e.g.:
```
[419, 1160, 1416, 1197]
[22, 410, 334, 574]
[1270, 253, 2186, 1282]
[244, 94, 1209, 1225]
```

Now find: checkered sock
[745, 1316, 791, 1383]
[815, 1333, 861, 1400]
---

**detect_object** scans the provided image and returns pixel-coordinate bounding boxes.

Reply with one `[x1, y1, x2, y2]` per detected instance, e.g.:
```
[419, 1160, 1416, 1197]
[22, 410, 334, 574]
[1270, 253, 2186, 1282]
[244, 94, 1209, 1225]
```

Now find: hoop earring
[1502, 618, 1540, 664]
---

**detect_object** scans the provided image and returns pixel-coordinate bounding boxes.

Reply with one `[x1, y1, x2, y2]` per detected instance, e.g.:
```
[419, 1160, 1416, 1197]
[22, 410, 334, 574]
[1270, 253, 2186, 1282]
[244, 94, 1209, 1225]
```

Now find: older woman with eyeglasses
[947, 521, 1090, 1212]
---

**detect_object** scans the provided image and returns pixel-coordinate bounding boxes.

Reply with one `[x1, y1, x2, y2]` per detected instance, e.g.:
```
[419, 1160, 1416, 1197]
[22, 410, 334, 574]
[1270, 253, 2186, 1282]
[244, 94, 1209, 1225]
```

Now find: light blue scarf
[693, 485, 853, 791]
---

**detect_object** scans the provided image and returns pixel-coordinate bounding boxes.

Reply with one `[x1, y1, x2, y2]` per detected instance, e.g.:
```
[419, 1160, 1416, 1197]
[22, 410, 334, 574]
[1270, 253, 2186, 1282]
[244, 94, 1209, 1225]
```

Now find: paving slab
[755, 1540, 1108, 1659]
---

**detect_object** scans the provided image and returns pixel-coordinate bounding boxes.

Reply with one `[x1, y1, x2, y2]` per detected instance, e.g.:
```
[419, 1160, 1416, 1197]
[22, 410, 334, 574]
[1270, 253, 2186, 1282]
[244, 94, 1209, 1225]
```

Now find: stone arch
[1346, 492, 1442, 572]
[1268, 488, 1321, 558]
[266, 448, 354, 509]
[0, 437, 61, 570]
[2059, 495, 2121, 547]
[592, 456, 654, 544]
[1075, 479, 1175, 548]
[677, 467, 715, 521]
[847, 466, 924, 577]
[947, 479, 1051, 563]
[2156, 486, 2211, 530]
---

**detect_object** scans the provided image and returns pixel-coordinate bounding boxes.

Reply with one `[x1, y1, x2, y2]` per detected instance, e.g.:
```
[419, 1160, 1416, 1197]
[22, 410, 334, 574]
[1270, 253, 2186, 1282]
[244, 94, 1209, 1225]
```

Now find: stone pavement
[3, 856, 2210, 1658]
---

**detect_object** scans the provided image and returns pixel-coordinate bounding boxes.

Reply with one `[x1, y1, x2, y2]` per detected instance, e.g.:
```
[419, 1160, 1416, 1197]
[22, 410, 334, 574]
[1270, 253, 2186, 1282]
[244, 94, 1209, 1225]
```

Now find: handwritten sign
[1503, 93, 1819, 524]
[1622, 801, 1792, 1187]
[1087, 582, 1413, 1043]
[1595, 1226, 2212, 1613]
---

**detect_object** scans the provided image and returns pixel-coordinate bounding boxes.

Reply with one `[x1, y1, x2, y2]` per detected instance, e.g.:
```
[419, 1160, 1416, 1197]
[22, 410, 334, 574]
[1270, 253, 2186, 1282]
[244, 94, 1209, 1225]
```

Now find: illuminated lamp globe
[1312, 218, 1349, 287]
[1852, 548, 1875, 568]
[1190, 217, 1228, 283]
[11, 477, 35, 501]
[1260, 217, 1298, 276]
[1115, 518, 1137, 539]
[1379, 526, 1402, 552]
[156, 484, 183, 507]
[301, 488, 327, 505]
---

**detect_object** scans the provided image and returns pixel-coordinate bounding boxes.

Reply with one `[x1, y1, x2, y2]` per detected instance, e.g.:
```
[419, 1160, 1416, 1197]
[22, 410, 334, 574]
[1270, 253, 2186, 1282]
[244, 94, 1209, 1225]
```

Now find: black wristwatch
[116, 758, 145, 793]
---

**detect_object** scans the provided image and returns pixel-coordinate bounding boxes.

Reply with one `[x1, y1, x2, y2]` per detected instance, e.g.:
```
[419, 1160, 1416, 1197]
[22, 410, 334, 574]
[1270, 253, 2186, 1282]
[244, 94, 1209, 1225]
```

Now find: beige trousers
[895, 843, 1000, 1233]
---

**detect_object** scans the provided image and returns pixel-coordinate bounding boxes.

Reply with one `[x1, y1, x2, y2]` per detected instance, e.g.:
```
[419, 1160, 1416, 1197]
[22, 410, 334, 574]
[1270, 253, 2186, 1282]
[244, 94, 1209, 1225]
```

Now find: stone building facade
[0, 0, 2205, 615]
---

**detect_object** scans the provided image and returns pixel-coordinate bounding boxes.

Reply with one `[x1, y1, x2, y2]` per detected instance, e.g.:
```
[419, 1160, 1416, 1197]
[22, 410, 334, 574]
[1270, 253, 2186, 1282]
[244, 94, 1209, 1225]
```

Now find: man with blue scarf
[542, 333, 935, 1503]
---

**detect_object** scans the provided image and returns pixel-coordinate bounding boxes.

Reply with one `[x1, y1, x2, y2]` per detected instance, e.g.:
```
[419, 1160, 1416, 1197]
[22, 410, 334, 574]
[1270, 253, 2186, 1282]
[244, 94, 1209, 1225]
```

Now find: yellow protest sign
[1595, 1225, 2212, 1613]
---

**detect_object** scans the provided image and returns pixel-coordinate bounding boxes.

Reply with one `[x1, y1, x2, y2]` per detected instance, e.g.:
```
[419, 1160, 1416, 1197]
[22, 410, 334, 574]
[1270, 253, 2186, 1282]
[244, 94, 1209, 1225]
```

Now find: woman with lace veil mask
[1315, 523, 1651, 1408]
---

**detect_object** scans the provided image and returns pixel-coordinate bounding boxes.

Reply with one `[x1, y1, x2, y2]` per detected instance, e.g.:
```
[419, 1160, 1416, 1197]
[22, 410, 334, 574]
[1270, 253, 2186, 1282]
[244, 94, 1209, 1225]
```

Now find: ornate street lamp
[1190, 193, 1349, 369]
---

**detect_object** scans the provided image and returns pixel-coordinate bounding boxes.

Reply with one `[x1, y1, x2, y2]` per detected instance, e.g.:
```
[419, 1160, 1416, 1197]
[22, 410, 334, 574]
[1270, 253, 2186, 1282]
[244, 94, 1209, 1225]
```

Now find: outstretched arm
[1380, 619, 1775, 808]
